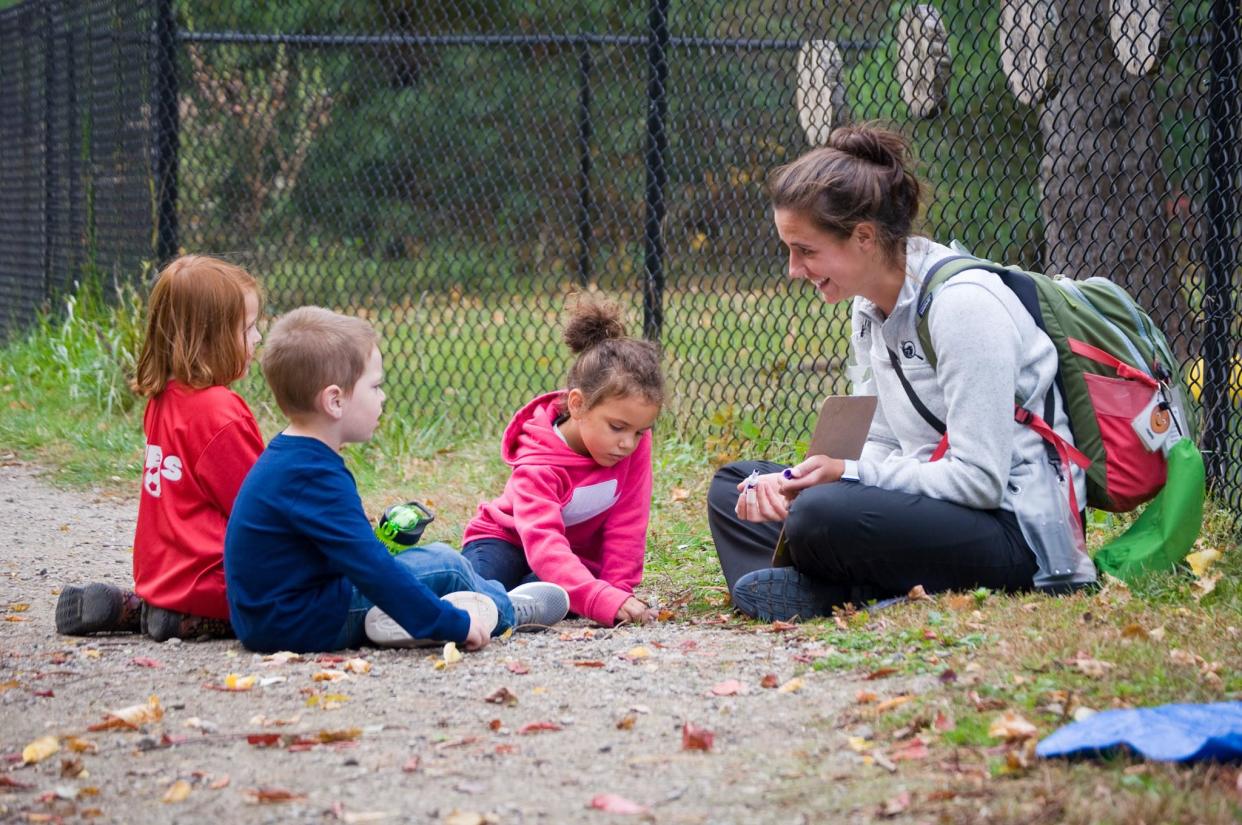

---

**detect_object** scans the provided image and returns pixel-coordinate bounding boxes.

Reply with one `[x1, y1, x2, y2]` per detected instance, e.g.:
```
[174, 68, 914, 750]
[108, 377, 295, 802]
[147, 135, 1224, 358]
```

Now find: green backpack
[911, 253, 1196, 514]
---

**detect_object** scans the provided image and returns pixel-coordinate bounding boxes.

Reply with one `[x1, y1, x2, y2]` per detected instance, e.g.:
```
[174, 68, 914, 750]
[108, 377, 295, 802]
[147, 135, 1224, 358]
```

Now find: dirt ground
[0, 461, 932, 824]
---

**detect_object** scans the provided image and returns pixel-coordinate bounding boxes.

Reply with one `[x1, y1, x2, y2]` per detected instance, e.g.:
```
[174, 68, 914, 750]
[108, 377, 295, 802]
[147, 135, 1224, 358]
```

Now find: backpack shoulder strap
[914, 255, 1042, 369]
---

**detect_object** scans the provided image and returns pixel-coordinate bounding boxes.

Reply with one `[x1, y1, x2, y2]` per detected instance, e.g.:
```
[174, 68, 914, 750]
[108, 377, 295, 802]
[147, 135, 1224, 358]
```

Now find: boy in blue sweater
[224, 307, 568, 653]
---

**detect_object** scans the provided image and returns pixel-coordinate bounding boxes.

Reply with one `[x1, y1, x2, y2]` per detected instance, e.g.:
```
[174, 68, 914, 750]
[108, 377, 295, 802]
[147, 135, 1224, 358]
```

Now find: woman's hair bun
[827, 124, 909, 169]
[563, 295, 626, 354]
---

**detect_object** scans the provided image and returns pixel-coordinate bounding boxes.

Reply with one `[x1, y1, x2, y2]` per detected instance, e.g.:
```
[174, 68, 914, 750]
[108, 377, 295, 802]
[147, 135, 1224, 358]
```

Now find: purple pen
[782, 468, 796, 480]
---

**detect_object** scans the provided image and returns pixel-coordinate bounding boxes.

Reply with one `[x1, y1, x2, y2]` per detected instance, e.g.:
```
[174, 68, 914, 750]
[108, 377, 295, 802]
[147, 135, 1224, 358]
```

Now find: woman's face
[774, 208, 874, 305]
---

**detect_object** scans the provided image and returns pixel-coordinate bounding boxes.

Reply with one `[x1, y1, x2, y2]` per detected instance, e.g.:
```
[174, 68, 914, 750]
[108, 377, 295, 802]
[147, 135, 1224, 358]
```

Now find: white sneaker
[508, 582, 570, 632]
[364, 592, 498, 648]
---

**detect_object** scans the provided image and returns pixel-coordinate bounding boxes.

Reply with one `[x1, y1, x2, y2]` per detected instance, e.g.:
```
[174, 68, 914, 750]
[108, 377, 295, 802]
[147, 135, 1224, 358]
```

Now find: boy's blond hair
[261, 307, 378, 417]
[132, 255, 260, 397]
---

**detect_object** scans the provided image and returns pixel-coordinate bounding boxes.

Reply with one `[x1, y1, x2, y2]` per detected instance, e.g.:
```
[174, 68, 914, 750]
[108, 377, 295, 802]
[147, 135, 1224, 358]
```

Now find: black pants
[707, 460, 1038, 604]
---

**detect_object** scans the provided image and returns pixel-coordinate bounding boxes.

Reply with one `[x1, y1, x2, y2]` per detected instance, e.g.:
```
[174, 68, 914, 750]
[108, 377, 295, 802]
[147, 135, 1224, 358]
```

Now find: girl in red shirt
[56, 256, 264, 641]
[462, 298, 665, 627]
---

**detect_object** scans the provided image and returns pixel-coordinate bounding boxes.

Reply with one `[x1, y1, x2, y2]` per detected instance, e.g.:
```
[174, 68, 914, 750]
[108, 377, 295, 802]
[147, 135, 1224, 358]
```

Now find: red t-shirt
[132, 381, 264, 618]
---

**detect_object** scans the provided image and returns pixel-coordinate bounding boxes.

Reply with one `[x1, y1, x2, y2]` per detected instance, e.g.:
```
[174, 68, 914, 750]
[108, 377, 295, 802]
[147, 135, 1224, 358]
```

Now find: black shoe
[56, 583, 142, 635]
[142, 604, 233, 642]
[731, 568, 838, 622]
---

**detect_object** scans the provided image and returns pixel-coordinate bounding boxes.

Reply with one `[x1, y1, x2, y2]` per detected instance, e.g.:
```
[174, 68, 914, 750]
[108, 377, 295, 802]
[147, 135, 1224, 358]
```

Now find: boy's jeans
[333, 542, 515, 649]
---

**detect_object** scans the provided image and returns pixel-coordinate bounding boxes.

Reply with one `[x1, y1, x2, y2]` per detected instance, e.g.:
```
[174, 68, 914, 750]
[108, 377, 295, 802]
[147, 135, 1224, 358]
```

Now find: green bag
[1092, 438, 1206, 583]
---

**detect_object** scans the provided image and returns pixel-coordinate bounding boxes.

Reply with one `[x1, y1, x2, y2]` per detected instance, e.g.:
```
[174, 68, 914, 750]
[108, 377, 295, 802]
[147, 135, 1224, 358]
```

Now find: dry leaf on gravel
[588, 793, 650, 815]
[889, 738, 930, 762]
[616, 714, 637, 730]
[777, 677, 804, 694]
[342, 658, 371, 674]
[209, 774, 230, 790]
[130, 657, 162, 668]
[760, 674, 779, 689]
[312, 670, 348, 682]
[518, 721, 562, 735]
[505, 660, 530, 675]
[485, 687, 518, 706]
[21, 735, 59, 764]
[572, 660, 605, 668]
[682, 722, 714, 751]
[401, 756, 420, 773]
[907, 584, 932, 601]
[162, 779, 191, 803]
[622, 646, 652, 661]
[710, 679, 745, 696]
[88, 694, 163, 730]
[1068, 654, 1115, 678]
[243, 787, 306, 804]
[865, 667, 898, 680]
[875, 695, 913, 713]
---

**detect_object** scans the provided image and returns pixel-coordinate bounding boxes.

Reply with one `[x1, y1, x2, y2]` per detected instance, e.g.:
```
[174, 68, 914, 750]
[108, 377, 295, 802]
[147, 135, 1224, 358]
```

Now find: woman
[709, 124, 1095, 621]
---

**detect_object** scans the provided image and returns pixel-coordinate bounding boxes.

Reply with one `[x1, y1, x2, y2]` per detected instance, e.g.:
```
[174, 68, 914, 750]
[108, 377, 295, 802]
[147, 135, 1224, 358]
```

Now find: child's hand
[463, 618, 491, 651]
[615, 596, 653, 625]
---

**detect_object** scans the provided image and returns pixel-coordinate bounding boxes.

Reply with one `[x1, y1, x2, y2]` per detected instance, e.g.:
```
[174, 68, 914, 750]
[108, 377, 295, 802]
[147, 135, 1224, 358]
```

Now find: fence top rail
[175, 29, 878, 51]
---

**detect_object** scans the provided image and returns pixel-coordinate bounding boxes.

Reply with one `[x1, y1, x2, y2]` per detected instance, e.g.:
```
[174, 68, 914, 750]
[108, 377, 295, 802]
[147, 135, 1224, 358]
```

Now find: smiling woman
[707, 124, 1095, 622]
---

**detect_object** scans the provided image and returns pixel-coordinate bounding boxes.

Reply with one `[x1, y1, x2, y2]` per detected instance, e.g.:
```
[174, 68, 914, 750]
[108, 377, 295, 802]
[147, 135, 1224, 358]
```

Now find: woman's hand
[735, 471, 792, 522]
[615, 596, 658, 625]
[777, 455, 845, 498]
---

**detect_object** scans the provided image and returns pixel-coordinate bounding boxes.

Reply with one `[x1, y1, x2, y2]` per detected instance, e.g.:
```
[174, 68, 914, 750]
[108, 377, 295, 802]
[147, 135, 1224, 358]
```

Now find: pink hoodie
[463, 391, 652, 626]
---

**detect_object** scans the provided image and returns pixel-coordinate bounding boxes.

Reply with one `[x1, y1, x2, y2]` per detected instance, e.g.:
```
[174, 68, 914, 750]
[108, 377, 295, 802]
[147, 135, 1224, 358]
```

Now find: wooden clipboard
[771, 395, 877, 567]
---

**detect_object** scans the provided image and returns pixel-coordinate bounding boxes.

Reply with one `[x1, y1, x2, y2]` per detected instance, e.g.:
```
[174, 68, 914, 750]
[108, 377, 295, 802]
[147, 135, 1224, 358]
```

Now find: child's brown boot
[141, 604, 233, 642]
[55, 583, 143, 635]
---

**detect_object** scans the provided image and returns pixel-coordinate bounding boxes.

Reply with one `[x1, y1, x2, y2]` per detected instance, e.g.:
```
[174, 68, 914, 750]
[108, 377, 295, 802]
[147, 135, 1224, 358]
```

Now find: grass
[2, 280, 1239, 823]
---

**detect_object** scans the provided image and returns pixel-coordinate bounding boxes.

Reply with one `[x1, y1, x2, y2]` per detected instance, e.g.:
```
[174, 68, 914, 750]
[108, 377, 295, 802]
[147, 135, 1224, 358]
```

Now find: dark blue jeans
[462, 538, 541, 591]
[330, 542, 515, 649]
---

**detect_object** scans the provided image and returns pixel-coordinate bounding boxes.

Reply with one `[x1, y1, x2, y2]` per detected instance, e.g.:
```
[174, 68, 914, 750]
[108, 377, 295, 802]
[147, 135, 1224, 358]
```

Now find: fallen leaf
[682, 722, 714, 751]
[1186, 548, 1221, 577]
[760, 673, 779, 689]
[615, 714, 637, 730]
[243, 787, 306, 804]
[875, 695, 913, 714]
[442, 642, 463, 665]
[856, 691, 878, 704]
[877, 790, 911, 817]
[890, 737, 930, 762]
[341, 812, 397, 824]
[865, 667, 898, 680]
[588, 793, 650, 815]
[83, 648, 101, 658]
[401, 756, 420, 773]
[248, 714, 297, 727]
[938, 668, 958, 683]
[59, 757, 84, 778]
[505, 660, 530, 675]
[933, 711, 953, 732]
[1069, 654, 1115, 678]
[130, 657, 162, 669]
[768, 620, 798, 632]
[343, 658, 371, 675]
[63, 737, 97, 753]
[21, 736, 60, 766]
[443, 812, 496, 825]
[262, 651, 302, 665]
[7, 603, 30, 612]
[669, 486, 690, 503]
[989, 711, 1038, 741]
[518, 721, 562, 735]
[312, 670, 348, 682]
[847, 736, 872, 752]
[3, 616, 28, 622]
[93, 695, 162, 729]
[656, 608, 676, 622]
[485, 687, 518, 706]
[710, 679, 745, 696]
[572, 660, 605, 668]
[777, 677, 804, 694]
[162, 779, 192, 803]
[945, 593, 975, 611]
[622, 646, 652, 661]
[1193, 574, 1221, 601]
[0, 775, 34, 790]
[246, 733, 282, 747]
[317, 728, 361, 743]
[907, 584, 932, 601]
[1121, 623, 1148, 640]
[208, 775, 230, 790]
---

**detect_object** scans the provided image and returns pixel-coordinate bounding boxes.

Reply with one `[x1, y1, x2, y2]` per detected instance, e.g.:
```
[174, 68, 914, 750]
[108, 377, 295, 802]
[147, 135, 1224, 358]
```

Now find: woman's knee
[784, 483, 856, 564]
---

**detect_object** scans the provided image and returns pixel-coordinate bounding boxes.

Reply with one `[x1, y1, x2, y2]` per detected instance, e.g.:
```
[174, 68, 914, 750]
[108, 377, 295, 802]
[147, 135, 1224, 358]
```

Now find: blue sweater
[224, 433, 470, 652]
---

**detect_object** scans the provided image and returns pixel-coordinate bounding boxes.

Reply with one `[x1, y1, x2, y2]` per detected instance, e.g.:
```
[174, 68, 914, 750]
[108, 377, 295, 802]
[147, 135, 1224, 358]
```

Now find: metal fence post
[1201, 0, 1240, 489]
[641, 0, 669, 342]
[152, 0, 179, 265]
[575, 42, 594, 287]
[41, 0, 55, 304]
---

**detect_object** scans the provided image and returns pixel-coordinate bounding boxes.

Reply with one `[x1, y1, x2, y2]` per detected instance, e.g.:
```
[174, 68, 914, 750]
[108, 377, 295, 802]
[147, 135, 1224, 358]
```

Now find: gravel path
[0, 461, 923, 824]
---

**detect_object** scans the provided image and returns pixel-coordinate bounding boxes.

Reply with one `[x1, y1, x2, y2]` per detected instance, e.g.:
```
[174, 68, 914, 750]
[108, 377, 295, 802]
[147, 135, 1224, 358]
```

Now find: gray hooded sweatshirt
[849, 237, 1096, 590]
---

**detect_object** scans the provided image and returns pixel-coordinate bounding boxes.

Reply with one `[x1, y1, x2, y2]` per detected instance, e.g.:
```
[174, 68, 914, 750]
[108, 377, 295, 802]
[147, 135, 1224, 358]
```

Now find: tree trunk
[1040, 0, 1187, 357]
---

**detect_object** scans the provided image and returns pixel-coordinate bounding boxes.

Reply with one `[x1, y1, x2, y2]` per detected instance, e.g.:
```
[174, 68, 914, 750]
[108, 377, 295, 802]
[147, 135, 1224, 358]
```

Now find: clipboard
[771, 394, 877, 567]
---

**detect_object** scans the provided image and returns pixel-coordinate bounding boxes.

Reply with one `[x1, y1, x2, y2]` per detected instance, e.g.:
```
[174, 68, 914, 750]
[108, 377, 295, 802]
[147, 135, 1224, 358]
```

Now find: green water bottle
[375, 501, 435, 555]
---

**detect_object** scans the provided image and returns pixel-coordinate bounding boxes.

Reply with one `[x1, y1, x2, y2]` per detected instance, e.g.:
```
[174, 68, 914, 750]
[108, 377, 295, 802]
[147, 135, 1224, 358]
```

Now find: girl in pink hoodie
[463, 298, 664, 627]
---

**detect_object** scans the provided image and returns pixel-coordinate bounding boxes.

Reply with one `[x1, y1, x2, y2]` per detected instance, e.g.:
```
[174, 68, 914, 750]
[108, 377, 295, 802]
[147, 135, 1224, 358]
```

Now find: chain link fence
[1, 0, 1240, 513]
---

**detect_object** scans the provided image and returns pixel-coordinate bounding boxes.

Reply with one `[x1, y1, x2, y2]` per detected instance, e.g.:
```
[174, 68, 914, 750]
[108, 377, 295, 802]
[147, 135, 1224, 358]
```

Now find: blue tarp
[1037, 702, 1242, 762]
